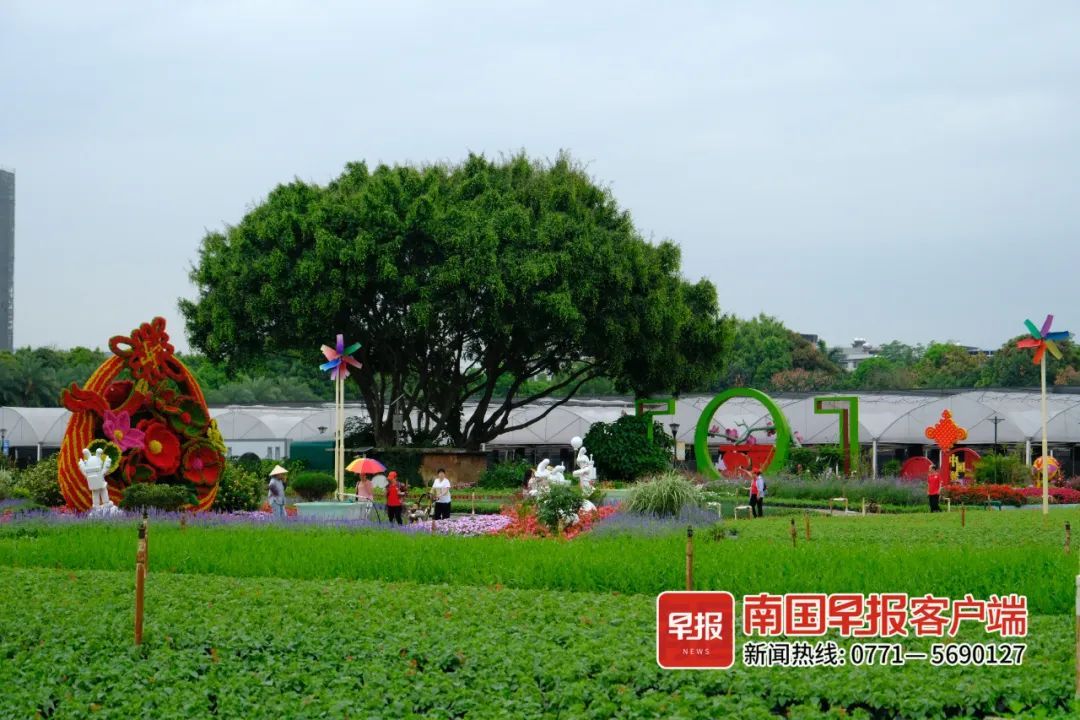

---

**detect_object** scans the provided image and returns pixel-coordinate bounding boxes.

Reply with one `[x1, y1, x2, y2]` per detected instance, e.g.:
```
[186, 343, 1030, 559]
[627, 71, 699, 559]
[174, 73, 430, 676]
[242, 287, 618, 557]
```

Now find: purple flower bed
[0, 506, 512, 536]
[589, 505, 720, 537]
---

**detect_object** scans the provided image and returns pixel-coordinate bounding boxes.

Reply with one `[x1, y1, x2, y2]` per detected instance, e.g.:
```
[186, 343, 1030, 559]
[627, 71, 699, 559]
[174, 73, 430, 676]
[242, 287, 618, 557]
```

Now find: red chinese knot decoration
[924, 410, 967, 453]
[58, 317, 226, 511]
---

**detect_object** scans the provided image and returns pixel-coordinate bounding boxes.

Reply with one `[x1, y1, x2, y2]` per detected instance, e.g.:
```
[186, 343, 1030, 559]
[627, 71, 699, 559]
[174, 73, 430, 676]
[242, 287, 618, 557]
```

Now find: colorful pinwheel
[1017, 314, 1072, 515]
[320, 334, 362, 501]
[320, 334, 362, 380]
[1017, 315, 1070, 365]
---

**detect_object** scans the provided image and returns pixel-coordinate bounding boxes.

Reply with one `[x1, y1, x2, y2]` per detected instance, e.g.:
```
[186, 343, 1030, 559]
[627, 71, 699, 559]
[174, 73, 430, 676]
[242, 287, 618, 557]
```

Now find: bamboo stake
[471, 491, 475, 516]
[789, 518, 797, 548]
[685, 526, 694, 591]
[861, 498, 866, 516]
[134, 519, 147, 645]
[804, 511, 811, 541]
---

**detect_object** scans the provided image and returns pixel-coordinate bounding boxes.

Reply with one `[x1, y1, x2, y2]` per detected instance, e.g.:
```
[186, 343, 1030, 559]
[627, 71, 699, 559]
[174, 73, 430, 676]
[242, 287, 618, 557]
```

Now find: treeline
[3, 314, 1076, 407]
[724, 314, 1080, 392]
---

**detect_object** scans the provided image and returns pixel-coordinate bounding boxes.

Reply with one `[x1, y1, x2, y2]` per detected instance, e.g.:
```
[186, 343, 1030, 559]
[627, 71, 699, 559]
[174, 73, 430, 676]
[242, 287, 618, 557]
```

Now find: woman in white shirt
[431, 468, 452, 520]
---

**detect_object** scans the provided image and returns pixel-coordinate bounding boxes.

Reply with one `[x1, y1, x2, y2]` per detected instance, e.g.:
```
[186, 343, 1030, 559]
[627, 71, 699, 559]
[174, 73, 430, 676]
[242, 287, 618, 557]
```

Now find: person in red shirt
[385, 471, 404, 525]
[927, 464, 943, 513]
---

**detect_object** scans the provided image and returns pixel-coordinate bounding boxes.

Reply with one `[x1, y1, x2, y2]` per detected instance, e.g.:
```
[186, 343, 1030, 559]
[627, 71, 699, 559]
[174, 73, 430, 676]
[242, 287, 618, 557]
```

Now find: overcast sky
[2, 1, 1078, 354]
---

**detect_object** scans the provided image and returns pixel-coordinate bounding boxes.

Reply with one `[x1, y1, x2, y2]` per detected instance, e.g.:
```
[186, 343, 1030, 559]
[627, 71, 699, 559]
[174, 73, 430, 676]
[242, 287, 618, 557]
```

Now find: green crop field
[1, 509, 1077, 718]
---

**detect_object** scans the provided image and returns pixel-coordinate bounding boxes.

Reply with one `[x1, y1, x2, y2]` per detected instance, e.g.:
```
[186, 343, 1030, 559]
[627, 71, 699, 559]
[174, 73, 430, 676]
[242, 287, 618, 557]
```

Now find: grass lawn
[1, 508, 1077, 718]
[0, 566, 1074, 719]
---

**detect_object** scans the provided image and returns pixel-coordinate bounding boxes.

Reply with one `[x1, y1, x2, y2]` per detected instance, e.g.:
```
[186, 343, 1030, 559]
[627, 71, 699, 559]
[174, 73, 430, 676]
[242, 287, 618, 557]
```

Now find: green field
[1, 509, 1077, 718]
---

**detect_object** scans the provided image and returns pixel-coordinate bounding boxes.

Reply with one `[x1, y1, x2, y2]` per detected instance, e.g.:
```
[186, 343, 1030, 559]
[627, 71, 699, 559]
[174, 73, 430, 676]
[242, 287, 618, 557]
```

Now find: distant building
[0, 169, 12, 351]
[798, 333, 820, 344]
[832, 338, 878, 371]
[958, 345, 996, 357]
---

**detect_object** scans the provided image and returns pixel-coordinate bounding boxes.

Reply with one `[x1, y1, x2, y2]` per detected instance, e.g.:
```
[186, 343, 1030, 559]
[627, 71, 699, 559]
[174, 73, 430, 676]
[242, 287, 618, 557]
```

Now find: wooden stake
[789, 518, 797, 548]
[1066, 522, 1072, 554]
[804, 511, 811, 541]
[134, 519, 147, 646]
[685, 526, 694, 591]
[1075, 575, 1080, 699]
[471, 491, 475, 516]
[142, 510, 149, 564]
[961, 504, 966, 528]
[179, 512, 187, 532]
[861, 498, 866, 516]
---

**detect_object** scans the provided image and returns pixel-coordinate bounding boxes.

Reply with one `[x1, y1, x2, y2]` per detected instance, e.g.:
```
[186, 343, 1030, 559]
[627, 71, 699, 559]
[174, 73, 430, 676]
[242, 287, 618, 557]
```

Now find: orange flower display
[58, 317, 224, 511]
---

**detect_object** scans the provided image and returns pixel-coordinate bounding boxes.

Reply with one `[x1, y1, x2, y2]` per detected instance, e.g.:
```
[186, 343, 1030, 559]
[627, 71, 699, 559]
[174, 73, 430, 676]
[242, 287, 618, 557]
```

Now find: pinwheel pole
[320, 335, 362, 501]
[1017, 315, 1071, 516]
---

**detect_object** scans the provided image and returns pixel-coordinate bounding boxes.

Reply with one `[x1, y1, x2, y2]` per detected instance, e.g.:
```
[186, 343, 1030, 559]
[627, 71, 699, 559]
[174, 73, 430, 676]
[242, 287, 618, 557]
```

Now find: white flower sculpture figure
[572, 445, 598, 513]
[549, 463, 568, 485]
[78, 448, 118, 515]
[529, 459, 552, 497]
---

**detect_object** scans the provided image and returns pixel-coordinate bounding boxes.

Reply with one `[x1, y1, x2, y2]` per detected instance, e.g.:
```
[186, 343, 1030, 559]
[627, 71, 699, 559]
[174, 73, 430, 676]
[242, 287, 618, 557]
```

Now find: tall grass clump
[626, 472, 703, 517]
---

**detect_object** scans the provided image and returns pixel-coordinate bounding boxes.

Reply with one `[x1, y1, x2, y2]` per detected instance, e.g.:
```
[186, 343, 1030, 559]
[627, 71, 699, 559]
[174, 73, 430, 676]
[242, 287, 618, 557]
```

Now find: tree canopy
[180, 152, 730, 448]
[722, 314, 842, 390]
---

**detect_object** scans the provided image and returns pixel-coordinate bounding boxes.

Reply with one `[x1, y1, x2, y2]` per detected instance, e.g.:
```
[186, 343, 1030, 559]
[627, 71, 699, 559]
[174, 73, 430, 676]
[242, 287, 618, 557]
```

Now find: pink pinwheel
[102, 410, 146, 451]
[1017, 314, 1071, 365]
[320, 334, 362, 380]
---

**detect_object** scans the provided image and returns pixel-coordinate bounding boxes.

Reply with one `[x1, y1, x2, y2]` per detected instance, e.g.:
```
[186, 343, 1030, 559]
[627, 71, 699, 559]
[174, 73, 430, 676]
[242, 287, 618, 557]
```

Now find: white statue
[549, 463, 569, 485]
[572, 439, 598, 512]
[78, 448, 118, 515]
[529, 459, 552, 497]
[572, 446, 598, 512]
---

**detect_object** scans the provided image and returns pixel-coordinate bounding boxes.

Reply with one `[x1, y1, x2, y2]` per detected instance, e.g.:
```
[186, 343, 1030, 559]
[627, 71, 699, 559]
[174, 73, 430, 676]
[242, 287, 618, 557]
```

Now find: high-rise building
[0, 169, 12, 351]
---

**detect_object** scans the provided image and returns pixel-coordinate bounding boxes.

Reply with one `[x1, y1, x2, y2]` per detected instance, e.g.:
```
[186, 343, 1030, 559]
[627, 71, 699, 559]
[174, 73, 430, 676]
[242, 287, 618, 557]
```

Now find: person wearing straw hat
[268, 465, 289, 520]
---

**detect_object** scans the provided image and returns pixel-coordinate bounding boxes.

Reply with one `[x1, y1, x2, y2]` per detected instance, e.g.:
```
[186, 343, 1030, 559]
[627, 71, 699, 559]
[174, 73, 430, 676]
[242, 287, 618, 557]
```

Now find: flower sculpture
[58, 317, 225, 512]
[102, 410, 145, 451]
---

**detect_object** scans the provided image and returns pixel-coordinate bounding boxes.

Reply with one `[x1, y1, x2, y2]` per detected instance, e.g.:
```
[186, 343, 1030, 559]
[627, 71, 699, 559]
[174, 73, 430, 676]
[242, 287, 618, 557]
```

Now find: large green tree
[912, 342, 986, 388]
[721, 314, 840, 389]
[181, 153, 729, 448]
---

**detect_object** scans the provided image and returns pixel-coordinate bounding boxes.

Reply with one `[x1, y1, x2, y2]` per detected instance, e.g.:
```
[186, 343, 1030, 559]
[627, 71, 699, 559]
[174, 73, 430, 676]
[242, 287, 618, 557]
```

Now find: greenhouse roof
[3, 389, 1079, 448]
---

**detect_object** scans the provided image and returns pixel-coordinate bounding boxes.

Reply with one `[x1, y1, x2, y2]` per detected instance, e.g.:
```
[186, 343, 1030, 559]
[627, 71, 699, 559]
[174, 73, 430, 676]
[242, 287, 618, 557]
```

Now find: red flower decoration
[109, 317, 185, 386]
[104, 381, 134, 408]
[121, 452, 158, 486]
[141, 421, 181, 475]
[182, 444, 223, 487]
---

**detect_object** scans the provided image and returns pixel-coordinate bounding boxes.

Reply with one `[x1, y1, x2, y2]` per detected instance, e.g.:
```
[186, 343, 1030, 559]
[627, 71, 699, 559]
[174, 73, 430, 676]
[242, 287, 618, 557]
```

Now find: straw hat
[269, 465, 289, 477]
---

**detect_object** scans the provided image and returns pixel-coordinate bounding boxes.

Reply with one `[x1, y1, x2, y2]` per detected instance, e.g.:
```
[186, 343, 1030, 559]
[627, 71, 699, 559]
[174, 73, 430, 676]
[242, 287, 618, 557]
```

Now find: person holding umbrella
[268, 465, 289, 520]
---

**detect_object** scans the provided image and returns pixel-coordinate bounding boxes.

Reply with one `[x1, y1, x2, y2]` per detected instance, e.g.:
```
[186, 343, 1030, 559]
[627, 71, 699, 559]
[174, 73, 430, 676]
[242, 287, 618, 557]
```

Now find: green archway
[694, 388, 794, 480]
